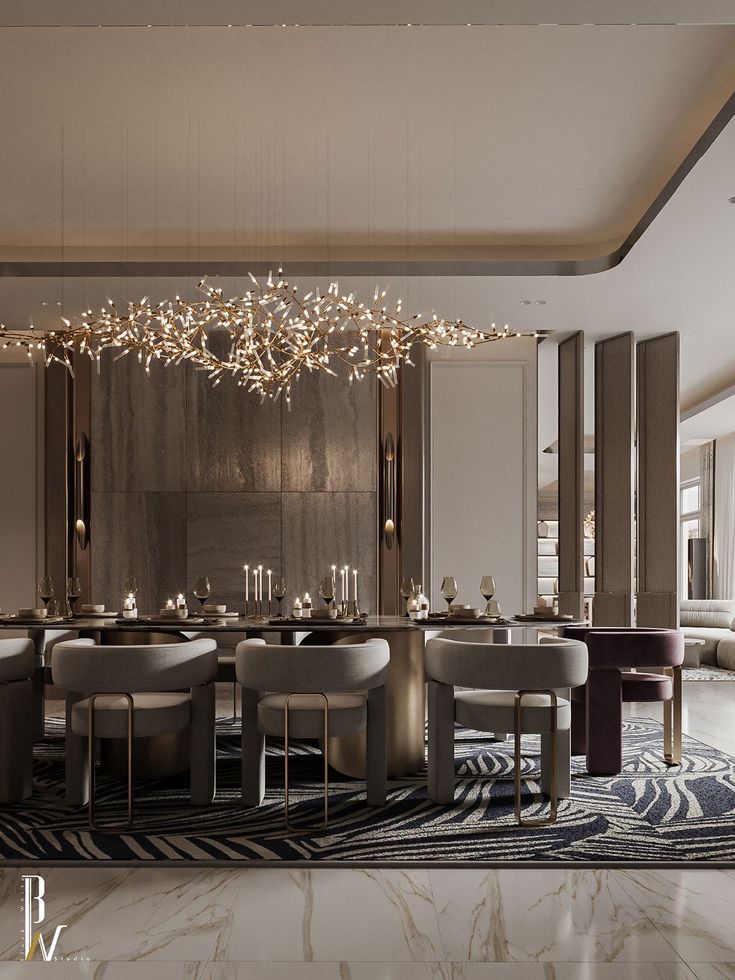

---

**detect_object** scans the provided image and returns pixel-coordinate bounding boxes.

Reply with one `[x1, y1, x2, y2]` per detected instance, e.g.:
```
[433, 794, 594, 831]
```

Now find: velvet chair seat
[563, 627, 684, 776]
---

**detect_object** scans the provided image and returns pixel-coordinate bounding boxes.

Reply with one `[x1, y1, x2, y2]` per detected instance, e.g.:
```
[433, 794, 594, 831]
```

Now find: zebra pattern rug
[2, 718, 734, 864]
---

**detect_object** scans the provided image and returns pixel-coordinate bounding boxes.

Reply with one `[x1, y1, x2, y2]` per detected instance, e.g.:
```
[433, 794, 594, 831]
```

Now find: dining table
[0, 614, 585, 779]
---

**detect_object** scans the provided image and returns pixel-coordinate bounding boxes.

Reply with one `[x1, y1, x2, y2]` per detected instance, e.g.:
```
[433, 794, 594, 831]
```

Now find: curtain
[713, 433, 735, 599]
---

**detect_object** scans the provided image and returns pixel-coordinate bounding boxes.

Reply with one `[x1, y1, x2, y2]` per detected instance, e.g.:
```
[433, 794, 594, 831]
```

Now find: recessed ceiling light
[729, 196, 735, 204]
[520, 299, 532, 305]
[534, 300, 546, 305]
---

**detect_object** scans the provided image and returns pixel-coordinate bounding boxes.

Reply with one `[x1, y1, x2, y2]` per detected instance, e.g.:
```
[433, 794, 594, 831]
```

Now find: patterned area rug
[2, 718, 734, 864]
[683, 665, 735, 681]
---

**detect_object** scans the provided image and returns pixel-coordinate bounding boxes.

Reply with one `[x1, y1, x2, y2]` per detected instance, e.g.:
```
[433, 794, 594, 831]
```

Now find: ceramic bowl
[451, 606, 481, 618]
[80, 603, 105, 614]
[18, 608, 47, 619]
[203, 603, 227, 614]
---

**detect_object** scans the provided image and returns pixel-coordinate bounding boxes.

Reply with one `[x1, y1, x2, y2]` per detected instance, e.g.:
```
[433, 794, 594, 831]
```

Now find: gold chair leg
[284, 693, 329, 833]
[663, 666, 682, 766]
[514, 690, 558, 827]
[88, 693, 134, 832]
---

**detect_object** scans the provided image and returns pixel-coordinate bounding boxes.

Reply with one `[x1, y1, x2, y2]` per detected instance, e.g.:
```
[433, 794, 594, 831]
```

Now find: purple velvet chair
[562, 626, 684, 776]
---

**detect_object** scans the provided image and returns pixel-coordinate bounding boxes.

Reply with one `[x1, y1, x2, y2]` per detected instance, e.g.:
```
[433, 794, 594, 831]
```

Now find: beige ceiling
[1, 25, 735, 256]
[1, 20, 734, 474]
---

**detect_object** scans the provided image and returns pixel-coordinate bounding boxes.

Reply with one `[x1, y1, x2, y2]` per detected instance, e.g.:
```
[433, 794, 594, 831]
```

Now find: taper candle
[244, 565, 249, 602]
[267, 569, 272, 602]
[340, 568, 346, 604]
[344, 565, 350, 602]
[258, 565, 263, 602]
[353, 568, 358, 605]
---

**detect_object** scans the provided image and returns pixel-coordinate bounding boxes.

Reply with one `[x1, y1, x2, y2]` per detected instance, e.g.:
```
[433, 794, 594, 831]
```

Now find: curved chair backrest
[51, 638, 218, 692]
[236, 638, 390, 693]
[425, 636, 588, 691]
[433, 628, 499, 643]
[564, 627, 683, 670]
[0, 637, 35, 682]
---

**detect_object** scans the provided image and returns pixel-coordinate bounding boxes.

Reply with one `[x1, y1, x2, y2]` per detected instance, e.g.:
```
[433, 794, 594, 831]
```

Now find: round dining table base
[302, 628, 426, 779]
[100, 728, 190, 781]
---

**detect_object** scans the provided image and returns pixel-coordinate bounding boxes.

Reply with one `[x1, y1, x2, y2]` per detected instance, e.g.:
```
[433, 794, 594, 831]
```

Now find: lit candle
[353, 568, 358, 606]
[340, 568, 346, 604]
[258, 565, 263, 602]
[344, 565, 350, 602]
[165, 598, 175, 610]
[267, 569, 272, 602]
[244, 564, 249, 602]
[331, 564, 337, 589]
[176, 592, 186, 609]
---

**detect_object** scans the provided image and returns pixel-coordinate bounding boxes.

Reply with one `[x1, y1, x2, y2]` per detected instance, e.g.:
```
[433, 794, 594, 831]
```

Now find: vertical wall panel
[636, 332, 680, 628]
[0, 364, 42, 613]
[399, 346, 427, 596]
[558, 332, 584, 618]
[44, 360, 69, 596]
[430, 355, 536, 616]
[594, 333, 634, 626]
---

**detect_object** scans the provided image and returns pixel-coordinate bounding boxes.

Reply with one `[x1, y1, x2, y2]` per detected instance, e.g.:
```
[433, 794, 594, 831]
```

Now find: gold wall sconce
[383, 432, 396, 549]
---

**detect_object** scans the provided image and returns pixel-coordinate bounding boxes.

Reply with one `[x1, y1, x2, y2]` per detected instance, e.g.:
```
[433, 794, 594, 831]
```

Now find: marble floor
[3, 681, 732, 976]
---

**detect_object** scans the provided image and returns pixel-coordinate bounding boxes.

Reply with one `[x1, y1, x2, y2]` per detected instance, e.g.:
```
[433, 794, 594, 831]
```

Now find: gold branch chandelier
[0, 271, 537, 401]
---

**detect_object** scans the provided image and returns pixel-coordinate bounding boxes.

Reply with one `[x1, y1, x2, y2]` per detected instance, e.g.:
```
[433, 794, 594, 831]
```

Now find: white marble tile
[463, 966, 697, 979]
[615, 870, 735, 963]
[199, 966, 467, 980]
[1, 867, 242, 963]
[0, 965, 202, 980]
[212, 869, 444, 962]
[686, 967, 735, 980]
[428, 869, 680, 962]
[195, 965, 350, 980]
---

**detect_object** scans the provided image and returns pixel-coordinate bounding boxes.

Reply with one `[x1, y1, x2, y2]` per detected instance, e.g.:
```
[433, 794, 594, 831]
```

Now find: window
[680, 479, 702, 597]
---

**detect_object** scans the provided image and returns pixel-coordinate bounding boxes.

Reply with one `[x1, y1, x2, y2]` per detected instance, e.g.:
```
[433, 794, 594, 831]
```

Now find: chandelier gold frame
[0, 272, 538, 400]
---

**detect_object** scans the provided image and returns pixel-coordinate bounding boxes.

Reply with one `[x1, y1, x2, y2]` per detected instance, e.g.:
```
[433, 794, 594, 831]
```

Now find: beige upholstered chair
[0, 638, 35, 803]
[52, 637, 218, 829]
[425, 636, 588, 825]
[236, 638, 390, 830]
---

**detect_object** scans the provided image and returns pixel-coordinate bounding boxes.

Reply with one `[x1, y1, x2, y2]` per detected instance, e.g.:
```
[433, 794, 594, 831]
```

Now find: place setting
[267, 566, 367, 625]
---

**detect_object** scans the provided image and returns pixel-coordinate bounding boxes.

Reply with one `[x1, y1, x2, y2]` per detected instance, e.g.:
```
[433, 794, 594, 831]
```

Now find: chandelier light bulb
[0, 272, 536, 400]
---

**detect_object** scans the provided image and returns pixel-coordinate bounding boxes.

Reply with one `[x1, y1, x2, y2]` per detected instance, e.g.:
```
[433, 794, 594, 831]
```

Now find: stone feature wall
[90, 351, 377, 614]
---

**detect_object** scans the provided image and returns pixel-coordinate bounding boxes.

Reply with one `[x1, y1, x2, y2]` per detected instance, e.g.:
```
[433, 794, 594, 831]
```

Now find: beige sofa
[680, 600, 735, 669]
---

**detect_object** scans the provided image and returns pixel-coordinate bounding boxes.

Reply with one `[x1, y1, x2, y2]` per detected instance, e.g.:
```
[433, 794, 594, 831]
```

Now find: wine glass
[272, 576, 287, 618]
[319, 575, 335, 610]
[123, 576, 138, 598]
[193, 576, 211, 611]
[66, 576, 81, 615]
[480, 576, 496, 616]
[400, 577, 415, 616]
[38, 576, 54, 608]
[440, 576, 458, 614]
